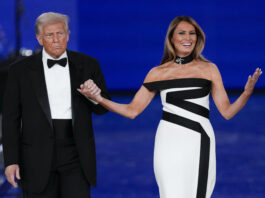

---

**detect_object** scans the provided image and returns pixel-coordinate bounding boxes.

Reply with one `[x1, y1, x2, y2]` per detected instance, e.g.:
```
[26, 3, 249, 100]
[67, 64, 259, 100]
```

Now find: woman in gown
[78, 16, 262, 198]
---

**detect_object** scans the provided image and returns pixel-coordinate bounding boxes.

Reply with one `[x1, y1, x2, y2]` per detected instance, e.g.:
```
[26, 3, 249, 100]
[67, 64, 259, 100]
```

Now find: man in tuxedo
[2, 12, 109, 198]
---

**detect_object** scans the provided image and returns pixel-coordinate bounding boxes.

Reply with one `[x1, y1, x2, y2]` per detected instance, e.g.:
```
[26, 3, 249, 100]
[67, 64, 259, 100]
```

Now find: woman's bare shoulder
[204, 62, 220, 75]
[197, 61, 222, 82]
[144, 62, 173, 83]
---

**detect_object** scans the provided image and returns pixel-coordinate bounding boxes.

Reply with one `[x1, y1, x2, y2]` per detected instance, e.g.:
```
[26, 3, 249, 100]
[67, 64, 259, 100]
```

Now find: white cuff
[87, 98, 98, 105]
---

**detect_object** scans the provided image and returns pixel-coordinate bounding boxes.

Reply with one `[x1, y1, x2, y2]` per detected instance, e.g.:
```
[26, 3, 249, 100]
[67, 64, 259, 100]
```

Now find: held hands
[78, 79, 103, 102]
[5, 164, 20, 188]
[244, 68, 262, 95]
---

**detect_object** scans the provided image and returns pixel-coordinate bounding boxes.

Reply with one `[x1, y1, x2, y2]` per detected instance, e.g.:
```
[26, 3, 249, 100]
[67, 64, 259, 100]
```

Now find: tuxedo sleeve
[90, 59, 110, 115]
[2, 65, 22, 167]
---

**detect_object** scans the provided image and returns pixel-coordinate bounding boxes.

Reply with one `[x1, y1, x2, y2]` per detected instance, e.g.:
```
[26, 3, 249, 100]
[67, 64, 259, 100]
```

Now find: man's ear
[36, 34, 43, 46]
[66, 30, 70, 42]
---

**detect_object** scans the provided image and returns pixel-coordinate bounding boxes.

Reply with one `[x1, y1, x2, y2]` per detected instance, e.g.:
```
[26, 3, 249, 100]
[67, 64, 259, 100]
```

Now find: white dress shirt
[42, 49, 72, 119]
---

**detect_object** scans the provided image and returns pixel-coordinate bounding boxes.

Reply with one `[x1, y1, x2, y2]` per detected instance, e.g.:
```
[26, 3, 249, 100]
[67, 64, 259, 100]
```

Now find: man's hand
[78, 79, 103, 102]
[5, 164, 20, 188]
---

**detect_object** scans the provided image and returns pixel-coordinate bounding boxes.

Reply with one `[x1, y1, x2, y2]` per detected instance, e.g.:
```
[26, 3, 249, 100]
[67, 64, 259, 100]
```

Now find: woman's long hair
[161, 16, 208, 64]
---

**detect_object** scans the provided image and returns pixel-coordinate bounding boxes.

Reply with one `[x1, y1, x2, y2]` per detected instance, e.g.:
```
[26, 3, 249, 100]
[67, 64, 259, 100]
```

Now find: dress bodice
[143, 78, 212, 119]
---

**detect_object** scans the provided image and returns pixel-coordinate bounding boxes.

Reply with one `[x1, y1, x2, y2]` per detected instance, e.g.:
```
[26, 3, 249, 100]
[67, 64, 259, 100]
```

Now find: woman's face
[171, 21, 197, 57]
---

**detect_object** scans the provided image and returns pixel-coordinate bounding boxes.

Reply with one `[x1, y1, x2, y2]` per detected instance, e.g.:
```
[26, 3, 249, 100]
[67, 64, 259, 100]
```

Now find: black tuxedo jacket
[2, 50, 110, 192]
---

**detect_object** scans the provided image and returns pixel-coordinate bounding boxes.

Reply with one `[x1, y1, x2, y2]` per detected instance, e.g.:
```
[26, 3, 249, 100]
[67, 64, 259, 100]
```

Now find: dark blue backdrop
[0, 0, 264, 90]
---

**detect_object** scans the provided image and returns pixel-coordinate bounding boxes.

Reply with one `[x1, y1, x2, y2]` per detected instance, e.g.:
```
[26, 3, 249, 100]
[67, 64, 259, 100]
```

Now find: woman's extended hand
[78, 79, 103, 102]
[244, 68, 262, 95]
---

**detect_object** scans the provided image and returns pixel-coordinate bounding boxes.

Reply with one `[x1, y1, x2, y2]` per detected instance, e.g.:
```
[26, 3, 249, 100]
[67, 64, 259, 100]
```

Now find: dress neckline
[143, 78, 211, 84]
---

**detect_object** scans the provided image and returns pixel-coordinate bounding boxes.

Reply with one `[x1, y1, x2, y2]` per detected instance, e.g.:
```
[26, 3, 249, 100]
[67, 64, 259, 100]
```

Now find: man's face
[36, 22, 69, 59]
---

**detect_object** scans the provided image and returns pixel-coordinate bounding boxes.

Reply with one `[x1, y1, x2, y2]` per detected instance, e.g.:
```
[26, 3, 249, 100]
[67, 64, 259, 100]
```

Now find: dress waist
[162, 111, 206, 134]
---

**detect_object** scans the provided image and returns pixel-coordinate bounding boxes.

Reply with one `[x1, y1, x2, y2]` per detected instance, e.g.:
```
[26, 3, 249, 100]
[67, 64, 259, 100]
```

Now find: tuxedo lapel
[28, 53, 53, 130]
[68, 51, 84, 127]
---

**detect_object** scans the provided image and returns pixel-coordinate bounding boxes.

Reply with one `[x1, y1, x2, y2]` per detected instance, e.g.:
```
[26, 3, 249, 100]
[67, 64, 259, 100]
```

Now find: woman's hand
[211, 64, 262, 120]
[78, 79, 103, 102]
[244, 68, 262, 96]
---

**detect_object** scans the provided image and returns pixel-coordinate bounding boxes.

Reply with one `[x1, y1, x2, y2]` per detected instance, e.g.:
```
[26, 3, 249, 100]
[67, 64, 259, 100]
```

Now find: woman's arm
[210, 65, 262, 120]
[78, 79, 156, 119]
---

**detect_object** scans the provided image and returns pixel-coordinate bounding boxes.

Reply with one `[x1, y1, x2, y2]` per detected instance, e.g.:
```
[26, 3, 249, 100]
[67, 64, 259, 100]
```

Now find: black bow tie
[47, 58, 67, 68]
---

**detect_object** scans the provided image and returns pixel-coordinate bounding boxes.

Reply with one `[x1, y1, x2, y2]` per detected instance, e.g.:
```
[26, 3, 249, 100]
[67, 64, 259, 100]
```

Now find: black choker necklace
[175, 54, 193, 65]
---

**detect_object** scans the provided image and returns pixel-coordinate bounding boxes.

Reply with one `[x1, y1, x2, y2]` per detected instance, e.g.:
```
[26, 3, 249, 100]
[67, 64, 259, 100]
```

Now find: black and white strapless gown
[143, 78, 216, 198]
